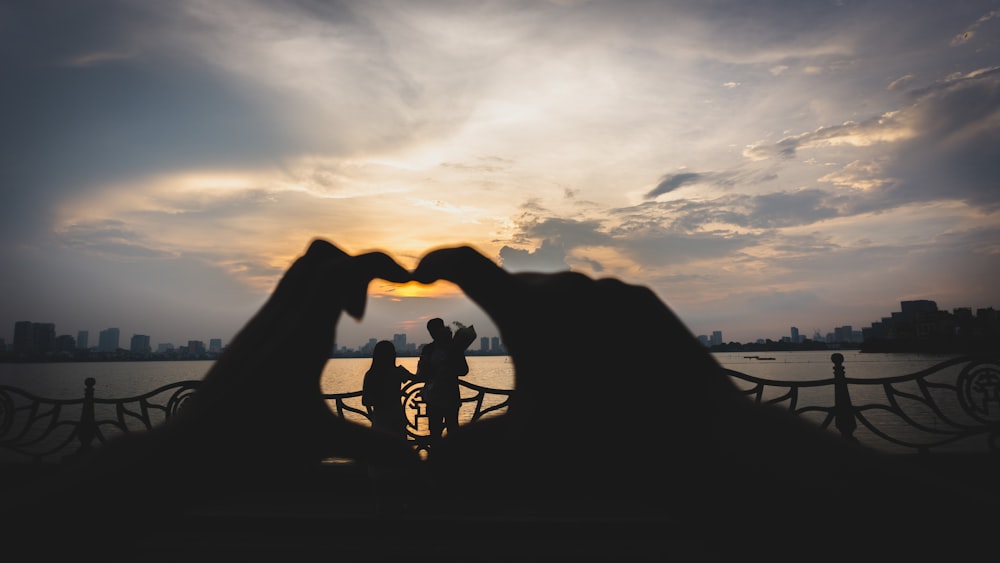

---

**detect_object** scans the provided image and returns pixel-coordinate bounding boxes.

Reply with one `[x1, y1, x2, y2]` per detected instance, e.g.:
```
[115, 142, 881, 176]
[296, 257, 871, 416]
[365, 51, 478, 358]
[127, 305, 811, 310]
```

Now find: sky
[2, 0, 999, 350]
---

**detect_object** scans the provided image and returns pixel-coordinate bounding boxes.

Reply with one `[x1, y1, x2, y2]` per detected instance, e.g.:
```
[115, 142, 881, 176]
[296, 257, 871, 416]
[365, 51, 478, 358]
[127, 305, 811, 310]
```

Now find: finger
[259, 248, 410, 372]
[269, 238, 351, 316]
[224, 242, 408, 361]
[335, 251, 412, 320]
[206, 240, 405, 390]
[412, 246, 520, 326]
[204, 239, 351, 381]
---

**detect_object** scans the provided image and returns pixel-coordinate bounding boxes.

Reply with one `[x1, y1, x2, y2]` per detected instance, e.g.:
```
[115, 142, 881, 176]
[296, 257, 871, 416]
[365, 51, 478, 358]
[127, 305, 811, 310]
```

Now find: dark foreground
[5, 452, 997, 562]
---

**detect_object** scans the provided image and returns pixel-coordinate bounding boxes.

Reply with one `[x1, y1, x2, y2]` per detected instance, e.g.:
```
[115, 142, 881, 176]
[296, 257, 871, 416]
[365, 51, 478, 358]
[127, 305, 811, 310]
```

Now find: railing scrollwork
[724, 354, 1000, 454]
[3, 354, 998, 462]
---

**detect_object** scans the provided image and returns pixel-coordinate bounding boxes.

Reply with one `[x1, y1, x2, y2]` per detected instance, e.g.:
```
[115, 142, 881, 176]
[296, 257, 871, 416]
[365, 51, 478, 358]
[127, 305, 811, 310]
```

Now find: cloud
[883, 67, 1000, 208]
[620, 228, 760, 268]
[62, 50, 137, 67]
[644, 165, 782, 201]
[54, 219, 177, 260]
[745, 190, 840, 228]
[951, 9, 1000, 46]
[644, 172, 703, 199]
[499, 217, 614, 272]
[501, 208, 765, 277]
[626, 188, 844, 233]
[887, 74, 915, 91]
[742, 113, 915, 161]
[740, 66, 1000, 212]
[498, 239, 571, 273]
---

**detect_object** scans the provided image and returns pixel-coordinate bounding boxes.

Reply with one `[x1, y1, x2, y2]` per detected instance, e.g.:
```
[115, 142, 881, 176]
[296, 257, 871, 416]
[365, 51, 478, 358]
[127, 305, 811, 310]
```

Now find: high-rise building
[834, 326, 854, 343]
[130, 334, 151, 354]
[790, 327, 800, 344]
[13, 321, 56, 356]
[392, 333, 407, 352]
[209, 338, 223, 354]
[190, 340, 206, 354]
[480, 336, 490, 352]
[900, 300, 938, 318]
[77, 330, 89, 350]
[54, 334, 75, 352]
[13, 321, 32, 354]
[711, 331, 723, 346]
[98, 328, 120, 353]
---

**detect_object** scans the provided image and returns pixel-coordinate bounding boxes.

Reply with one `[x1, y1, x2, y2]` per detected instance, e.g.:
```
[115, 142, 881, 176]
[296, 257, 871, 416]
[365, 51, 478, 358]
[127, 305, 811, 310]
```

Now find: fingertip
[306, 238, 349, 259]
[342, 252, 411, 319]
[413, 246, 519, 329]
[344, 287, 367, 319]
[360, 251, 412, 284]
[411, 247, 450, 284]
[412, 245, 495, 284]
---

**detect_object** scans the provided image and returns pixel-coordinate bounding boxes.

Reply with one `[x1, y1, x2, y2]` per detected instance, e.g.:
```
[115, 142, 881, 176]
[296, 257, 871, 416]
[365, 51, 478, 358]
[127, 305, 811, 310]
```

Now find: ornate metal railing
[2, 354, 997, 463]
[320, 379, 513, 457]
[725, 353, 1000, 454]
[0, 377, 200, 464]
[0, 376, 512, 464]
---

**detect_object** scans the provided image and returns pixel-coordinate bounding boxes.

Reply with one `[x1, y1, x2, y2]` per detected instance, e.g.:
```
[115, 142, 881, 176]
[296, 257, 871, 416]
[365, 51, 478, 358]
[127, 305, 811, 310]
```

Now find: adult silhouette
[362, 339, 416, 516]
[363, 339, 414, 440]
[417, 317, 470, 448]
[2, 239, 992, 561]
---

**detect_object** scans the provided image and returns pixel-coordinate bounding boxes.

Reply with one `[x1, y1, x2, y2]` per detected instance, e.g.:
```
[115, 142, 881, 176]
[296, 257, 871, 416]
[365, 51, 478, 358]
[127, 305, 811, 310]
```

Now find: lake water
[1, 350, 978, 455]
[0, 350, 957, 398]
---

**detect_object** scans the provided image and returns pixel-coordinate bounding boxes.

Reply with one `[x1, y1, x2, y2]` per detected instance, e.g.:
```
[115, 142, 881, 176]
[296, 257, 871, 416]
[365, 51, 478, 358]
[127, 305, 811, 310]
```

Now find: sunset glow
[2, 1, 998, 350]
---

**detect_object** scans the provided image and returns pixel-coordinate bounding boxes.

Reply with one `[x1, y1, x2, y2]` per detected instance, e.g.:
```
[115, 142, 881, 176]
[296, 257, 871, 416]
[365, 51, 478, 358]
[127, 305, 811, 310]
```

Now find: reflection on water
[711, 349, 962, 380]
[0, 351, 961, 398]
[321, 356, 515, 428]
[0, 360, 212, 399]
[320, 355, 515, 393]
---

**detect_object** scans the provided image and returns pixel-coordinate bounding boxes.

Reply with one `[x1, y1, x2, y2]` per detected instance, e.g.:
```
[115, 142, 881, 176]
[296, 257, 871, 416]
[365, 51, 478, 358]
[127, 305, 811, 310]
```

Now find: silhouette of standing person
[362, 339, 415, 515]
[417, 317, 469, 448]
[362, 340, 414, 441]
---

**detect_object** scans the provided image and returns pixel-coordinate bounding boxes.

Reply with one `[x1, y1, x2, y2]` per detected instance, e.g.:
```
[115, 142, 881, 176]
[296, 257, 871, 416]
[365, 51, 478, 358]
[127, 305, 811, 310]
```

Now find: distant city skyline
[5, 297, 994, 353]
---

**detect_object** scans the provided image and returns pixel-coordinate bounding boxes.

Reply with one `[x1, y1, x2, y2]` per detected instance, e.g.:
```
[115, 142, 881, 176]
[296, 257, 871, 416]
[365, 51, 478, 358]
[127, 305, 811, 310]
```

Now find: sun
[369, 280, 464, 300]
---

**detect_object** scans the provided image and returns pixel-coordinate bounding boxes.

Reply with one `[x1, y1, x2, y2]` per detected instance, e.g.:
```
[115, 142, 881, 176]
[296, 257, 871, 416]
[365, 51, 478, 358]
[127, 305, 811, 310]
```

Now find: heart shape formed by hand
[195, 240, 732, 487]
[192, 239, 883, 522]
[396, 246, 739, 500]
[13, 239, 975, 563]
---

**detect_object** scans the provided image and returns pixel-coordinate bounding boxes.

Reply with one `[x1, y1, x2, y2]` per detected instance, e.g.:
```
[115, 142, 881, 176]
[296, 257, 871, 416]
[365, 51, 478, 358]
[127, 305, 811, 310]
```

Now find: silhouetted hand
[6, 239, 989, 561]
[412, 245, 982, 557]
[413, 245, 736, 504]
[166, 239, 417, 472]
[7, 239, 418, 551]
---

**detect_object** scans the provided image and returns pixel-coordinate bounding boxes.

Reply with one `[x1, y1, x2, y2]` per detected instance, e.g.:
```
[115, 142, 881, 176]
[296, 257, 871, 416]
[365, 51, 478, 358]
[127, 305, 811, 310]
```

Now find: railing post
[831, 353, 858, 443]
[77, 377, 97, 454]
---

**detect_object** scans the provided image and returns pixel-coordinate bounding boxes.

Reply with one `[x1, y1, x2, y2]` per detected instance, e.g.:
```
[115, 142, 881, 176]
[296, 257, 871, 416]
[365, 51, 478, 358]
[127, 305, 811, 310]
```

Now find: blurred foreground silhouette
[2, 239, 996, 562]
